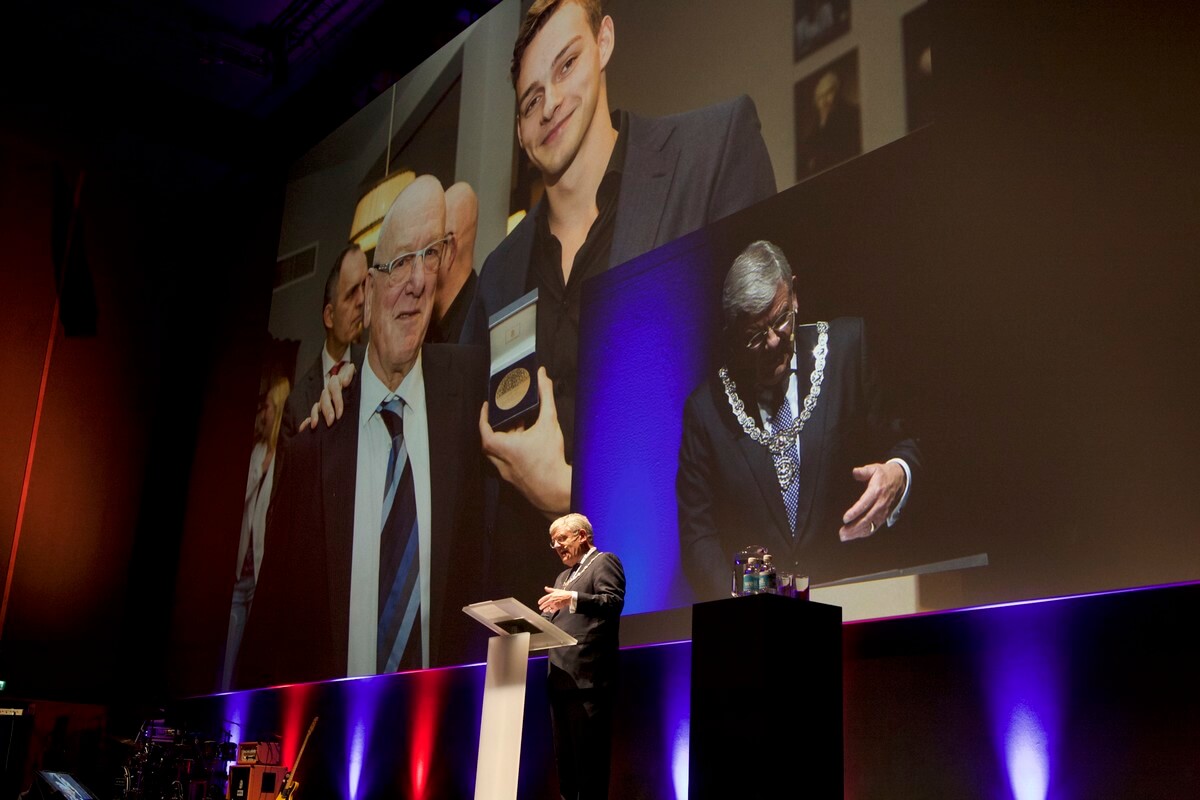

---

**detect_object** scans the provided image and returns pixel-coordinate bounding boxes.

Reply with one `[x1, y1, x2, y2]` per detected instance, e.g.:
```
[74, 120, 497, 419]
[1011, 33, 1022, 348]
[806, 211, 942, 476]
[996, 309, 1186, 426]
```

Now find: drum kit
[117, 720, 237, 800]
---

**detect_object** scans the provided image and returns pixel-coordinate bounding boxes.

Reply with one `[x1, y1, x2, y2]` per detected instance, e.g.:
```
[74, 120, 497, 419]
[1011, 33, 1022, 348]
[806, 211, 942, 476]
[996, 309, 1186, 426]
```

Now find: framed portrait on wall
[794, 49, 862, 181]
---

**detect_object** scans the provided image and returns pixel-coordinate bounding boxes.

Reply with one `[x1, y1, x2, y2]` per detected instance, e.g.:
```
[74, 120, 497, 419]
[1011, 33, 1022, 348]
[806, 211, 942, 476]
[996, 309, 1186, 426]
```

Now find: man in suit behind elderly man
[281, 243, 367, 438]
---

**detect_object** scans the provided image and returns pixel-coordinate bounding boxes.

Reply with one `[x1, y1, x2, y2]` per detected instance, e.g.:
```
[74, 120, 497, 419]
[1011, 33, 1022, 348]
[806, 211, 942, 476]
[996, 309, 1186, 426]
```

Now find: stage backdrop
[166, 0, 1200, 694]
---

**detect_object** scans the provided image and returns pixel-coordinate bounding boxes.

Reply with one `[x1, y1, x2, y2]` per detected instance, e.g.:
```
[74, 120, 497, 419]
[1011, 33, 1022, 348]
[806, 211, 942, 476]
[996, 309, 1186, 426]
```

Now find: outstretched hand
[479, 367, 572, 517]
[538, 586, 573, 614]
[839, 461, 906, 541]
[298, 363, 356, 432]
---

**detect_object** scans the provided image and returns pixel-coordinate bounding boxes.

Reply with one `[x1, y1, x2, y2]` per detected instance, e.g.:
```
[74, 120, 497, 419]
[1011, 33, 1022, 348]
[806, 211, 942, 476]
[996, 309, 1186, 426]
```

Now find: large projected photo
[574, 136, 952, 614]
[193, 0, 951, 692]
[178, 0, 1200, 694]
[210, 0, 942, 690]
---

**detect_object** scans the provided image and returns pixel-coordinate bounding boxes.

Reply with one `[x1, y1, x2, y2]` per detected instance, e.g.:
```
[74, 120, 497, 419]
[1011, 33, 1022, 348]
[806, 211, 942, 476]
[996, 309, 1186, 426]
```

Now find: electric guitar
[276, 716, 318, 800]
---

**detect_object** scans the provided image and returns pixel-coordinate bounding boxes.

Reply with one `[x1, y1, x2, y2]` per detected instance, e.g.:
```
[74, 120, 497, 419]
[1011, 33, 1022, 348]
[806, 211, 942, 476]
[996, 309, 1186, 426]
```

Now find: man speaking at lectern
[539, 512, 625, 800]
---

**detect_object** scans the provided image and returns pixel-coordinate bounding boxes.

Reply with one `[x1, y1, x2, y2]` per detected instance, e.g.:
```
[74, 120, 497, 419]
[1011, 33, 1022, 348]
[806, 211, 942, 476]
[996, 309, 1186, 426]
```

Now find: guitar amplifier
[237, 741, 282, 765]
[227, 764, 287, 800]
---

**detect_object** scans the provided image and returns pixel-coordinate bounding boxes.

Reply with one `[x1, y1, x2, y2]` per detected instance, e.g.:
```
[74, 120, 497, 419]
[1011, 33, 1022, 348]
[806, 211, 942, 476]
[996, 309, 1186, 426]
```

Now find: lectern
[463, 597, 577, 800]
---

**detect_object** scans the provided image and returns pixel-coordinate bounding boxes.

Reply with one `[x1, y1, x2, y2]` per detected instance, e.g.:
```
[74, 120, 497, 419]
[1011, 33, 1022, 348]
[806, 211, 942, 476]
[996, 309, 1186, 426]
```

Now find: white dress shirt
[347, 349, 433, 675]
[321, 342, 350, 385]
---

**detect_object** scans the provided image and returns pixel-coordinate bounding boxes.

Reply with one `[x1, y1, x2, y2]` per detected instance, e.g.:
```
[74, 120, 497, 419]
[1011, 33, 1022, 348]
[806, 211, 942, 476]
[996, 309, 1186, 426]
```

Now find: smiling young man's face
[514, 2, 613, 184]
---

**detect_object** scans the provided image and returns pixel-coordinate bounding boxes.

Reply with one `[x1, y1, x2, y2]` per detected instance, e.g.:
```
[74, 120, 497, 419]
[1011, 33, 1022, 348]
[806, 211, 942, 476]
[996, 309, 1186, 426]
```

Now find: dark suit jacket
[676, 317, 922, 599]
[544, 550, 625, 692]
[428, 269, 477, 345]
[238, 344, 487, 687]
[281, 342, 365, 438]
[463, 95, 777, 345]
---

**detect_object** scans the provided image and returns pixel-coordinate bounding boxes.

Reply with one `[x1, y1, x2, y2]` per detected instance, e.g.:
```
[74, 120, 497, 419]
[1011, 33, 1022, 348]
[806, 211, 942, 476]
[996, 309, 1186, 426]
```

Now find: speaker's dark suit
[237, 344, 487, 687]
[544, 550, 625, 800]
[677, 317, 922, 599]
[281, 342, 365, 438]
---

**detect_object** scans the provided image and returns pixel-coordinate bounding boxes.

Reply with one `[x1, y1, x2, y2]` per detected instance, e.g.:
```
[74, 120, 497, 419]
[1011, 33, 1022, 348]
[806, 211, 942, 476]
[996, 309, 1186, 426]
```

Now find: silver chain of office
[719, 321, 829, 491]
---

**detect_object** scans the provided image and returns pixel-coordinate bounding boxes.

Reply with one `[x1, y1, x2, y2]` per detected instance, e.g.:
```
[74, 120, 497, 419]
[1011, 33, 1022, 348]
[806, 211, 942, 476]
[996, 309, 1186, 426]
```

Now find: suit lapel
[347, 342, 366, 373]
[794, 325, 829, 541]
[716, 381, 794, 551]
[322, 376, 360, 663]
[551, 566, 571, 622]
[500, 212, 537, 307]
[611, 113, 681, 268]
[303, 367, 322, 409]
[423, 347, 462, 652]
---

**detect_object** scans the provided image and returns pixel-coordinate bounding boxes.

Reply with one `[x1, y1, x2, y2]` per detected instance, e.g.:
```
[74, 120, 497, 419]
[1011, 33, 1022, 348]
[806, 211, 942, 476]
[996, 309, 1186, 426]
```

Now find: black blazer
[462, 95, 777, 345]
[544, 550, 625, 692]
[676, 318, 923, 598]
[281, 342, 365, 438]
[238, 344, 487, 687]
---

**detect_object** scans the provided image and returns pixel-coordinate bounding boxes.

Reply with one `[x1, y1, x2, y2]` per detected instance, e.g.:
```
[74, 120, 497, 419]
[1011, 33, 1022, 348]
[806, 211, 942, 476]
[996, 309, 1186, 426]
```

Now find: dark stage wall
[0, 136, 284, 702]
[167, 583, 1200, 799]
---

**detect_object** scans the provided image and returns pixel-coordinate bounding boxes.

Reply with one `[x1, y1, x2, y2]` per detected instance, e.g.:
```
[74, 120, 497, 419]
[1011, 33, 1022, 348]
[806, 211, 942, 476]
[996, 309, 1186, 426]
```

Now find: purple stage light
[1005, 702, 1049, 800]
[984, 613, 1062, 800]
[657, 642, 692, 800]
[220, 691, 252, 775]
[345, 675, 387, 800]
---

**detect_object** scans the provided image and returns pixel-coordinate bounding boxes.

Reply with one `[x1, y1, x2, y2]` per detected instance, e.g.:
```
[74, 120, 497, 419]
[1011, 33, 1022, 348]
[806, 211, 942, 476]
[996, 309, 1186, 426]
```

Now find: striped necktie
[377, 397, 422, 672]
[770, 394, 801, 535]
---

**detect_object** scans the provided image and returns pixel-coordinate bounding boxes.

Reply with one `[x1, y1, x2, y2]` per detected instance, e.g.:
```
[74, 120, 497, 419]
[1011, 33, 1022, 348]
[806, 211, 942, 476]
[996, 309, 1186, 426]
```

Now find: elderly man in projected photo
[463, 0, 777, 602]
[237, 175, 487, 686]
[676, 240, 922, 599]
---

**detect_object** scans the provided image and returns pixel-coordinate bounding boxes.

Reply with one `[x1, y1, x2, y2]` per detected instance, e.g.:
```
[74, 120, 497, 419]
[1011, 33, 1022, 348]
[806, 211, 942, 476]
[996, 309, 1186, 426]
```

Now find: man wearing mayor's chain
[677, 240, 923, 598]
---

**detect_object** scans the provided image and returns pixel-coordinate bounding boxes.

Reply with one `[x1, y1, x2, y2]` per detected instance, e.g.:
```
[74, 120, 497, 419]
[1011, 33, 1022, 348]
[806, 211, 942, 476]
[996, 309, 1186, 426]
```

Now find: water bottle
[760, 554, 778, 594]
[742, 557, 761, 596]
[731, 545, 767, 596]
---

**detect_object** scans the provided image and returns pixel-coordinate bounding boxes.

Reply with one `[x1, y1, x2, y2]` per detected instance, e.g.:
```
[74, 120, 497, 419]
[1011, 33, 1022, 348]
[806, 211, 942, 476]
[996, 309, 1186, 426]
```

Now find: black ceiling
[3, 0, 502, 176]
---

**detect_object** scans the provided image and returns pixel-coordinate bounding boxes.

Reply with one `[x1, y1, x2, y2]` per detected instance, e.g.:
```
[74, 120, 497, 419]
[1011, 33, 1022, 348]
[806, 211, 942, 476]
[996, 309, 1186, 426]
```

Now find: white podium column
[473, 631, 531, 800]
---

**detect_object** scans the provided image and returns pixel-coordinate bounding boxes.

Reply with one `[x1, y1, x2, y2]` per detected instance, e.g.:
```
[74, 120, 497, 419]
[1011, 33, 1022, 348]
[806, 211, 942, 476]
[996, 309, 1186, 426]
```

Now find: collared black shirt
[527, 111, 629, 461]
[426, 268, 477, 344]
